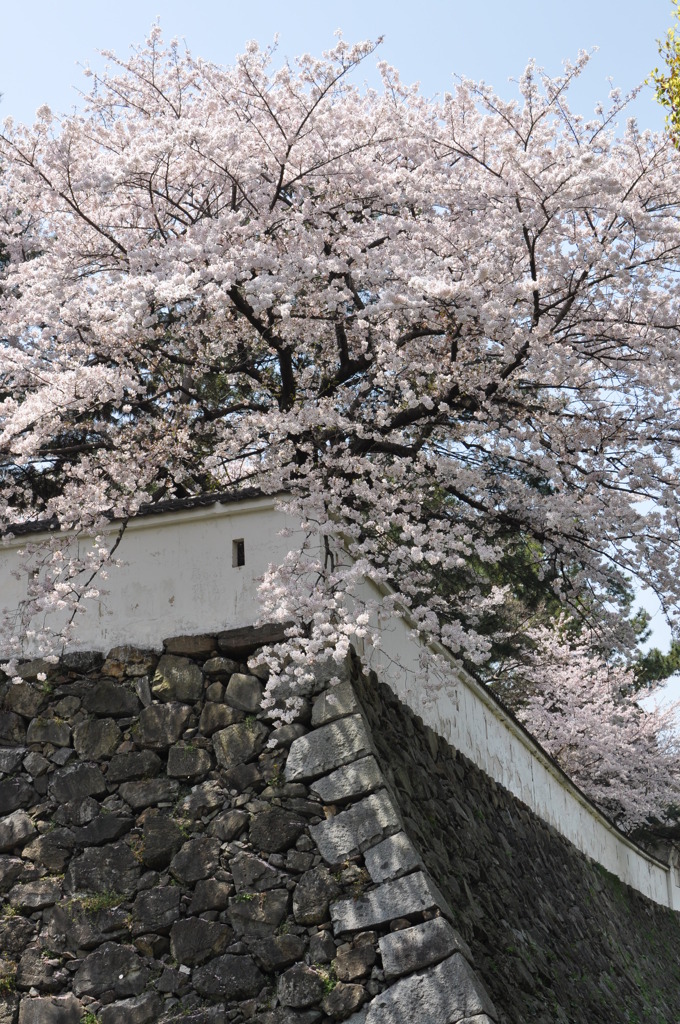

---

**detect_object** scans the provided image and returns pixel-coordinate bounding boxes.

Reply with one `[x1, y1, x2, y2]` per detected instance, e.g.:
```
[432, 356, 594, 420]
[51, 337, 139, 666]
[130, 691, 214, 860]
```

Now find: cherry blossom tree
[3, 30, 680, 728]
[508, 627, 680, 832]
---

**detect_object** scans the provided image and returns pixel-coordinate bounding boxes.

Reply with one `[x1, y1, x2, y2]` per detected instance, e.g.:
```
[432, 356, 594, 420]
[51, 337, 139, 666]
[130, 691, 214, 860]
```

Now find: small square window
[232, 539, 245, 568]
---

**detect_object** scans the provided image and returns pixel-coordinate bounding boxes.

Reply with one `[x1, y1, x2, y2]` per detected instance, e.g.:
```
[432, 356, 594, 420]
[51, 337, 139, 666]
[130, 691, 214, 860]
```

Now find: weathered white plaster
[1, 496, 678, 911]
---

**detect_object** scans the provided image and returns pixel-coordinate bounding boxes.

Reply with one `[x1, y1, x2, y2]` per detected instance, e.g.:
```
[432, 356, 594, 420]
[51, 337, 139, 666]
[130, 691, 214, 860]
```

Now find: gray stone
[286, 715, 372, 782]
[247, 933, 307, 972]
[26, 718, 71, 746]
[311, 756, 384, 805]
[60, 650, 104, 673]
[364, 832, 423, 883]
[232, 851, 286, 892]
[98, 992, 163, 1024]
[269, 723, 308, 748]
[379, 918, 472, 979]
[72, 717, 122, 758]
[17, 994, 82, 1024]
[4, 680, 45, 718]
[152, 655, 203, 702]
[0, 713, 26, 744]
[167, 743, 212, 778]
[278, 964, 325, 1008]
[132, 886, 181, 934]
[0, 778, 36, 815]
[335, 944, 376, 981]
[9, 879, 61, 911]
[82, 679, 141, 716]
[203, 656, 241, 676]
[322, 982, 367, 1019]
[48, 763, 106, 803]
[311, 680, 360, 726]
[212, 720, 269, 768]
[169, 836, 221, 884]
[331, 871, 451, 934]
[21, 830, 73, 872]
[137, 703, 192, 748]
[309, 791, 400, 865]
[0, 856, 24, 890]
[65, 841, 140, 895]
[139, 809, 185, 869]
[188, 879, 233, 914]
[225, 673, 264, 712]
[228, 889, 289, 937]
[16, 948, 60, 992]
[217, 622, 289, 657]
[249, 806, 307, 853]
[163, 634, 215, 658]
[176, 780, 223, 817]
[72, 813, 133, 846]
[118, 777, 180, 809]
[0, 994, 19, 1024]
[193, 953, 265, 999]
[13, 658, 52, 681]
[23, 752, 49, 778]
[170, 918, 233, 965]
[0, 810, 37, 851]
[309, 930, 337, 964]
[363, 954, 497, 1024]
[0, 748, 25, 774]
[105, 750, 162, 783]
[208, 808, 249, 841]
[293, 866, 341, 925]
[73, 942, 148, 998]
[199, 702, 242, 735]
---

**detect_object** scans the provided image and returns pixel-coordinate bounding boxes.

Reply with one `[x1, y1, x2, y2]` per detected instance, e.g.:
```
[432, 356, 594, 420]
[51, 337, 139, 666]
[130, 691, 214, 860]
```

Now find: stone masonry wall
[0, 632, 494, 1024]
[354, 670, 680, 1024]
[2, 630, 680, 1024]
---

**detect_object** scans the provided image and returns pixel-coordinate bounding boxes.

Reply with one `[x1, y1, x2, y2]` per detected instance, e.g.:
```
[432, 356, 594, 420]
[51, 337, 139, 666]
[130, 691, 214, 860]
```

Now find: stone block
[231, 851, 286, 893]
[170, 918, 233, 965]
[246, 933, 307, 971]
[228, 889, 290, 937]
[0, 810, 37, 852]
[4, 680, 45, 718]
[65, 841, 140, 895]
[286, 715, 373, 782]
[225, 673, 264, 712]
[193, 953, 266, 999]
[72, 717, 122, 759]
[0, 713, 26, 744]
[9, 879, 61, 911]
[278, 963, 325, 1008]
[17, 994, 82, 1024]
[213, 720, 269, 768]
[137, 703, 192, 748]
[152, 655, 203, 702]
[0, 778, 36, 815]
[139, 809, 184, 869]
[169, 837, 221, 884]
[73, 942, 148, 999]
[363, 953, 497, 1024]
[199, 702, 242, 735]
[105, 750, 162, 783]
[82, 679, 141, 716]
[293, 865, 341, 925]
[364, 831, 423, 883]
[378, 918, 472, 979]
[98, 992, 162, 1024]
[322, 982, 367, 1019]
[167, 743, 212, 778]
[48, 764, 106, 804]
[311, 679, 360, 726]
[26, 718, 71, 746]
[309, 791, 400, 865]
[118, 778, 179, 810]
[217, 623, 289, 657]
[331, 871, 450, 934]
[188, 879, 233, 914]
[311, 755, 384, 805]
[132, 886, 181, 934]
[249, 806, 307, 853]
[163, 634, 216, 658]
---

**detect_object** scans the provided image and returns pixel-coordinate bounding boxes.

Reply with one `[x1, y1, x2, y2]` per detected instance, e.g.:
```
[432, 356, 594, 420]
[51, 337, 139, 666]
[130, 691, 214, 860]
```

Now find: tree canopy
[3, 33, 680, 823]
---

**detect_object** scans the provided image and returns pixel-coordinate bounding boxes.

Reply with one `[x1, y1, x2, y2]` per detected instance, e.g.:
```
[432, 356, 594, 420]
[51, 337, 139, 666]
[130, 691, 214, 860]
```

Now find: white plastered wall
[1, 496, 678, 910]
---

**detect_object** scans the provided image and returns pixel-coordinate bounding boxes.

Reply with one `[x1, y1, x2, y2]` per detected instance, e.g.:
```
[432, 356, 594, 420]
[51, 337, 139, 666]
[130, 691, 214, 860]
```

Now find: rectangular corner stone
[331, 870, 450, 935]
[364, 831, 423, 883]
[311, 679, 360, 726]
[379, 918, 472, 979]
[311, 756, 384, 804]
[364, 954, 497, 1024]
[285, 714, 372, 782]
[309, 791, 400, 865]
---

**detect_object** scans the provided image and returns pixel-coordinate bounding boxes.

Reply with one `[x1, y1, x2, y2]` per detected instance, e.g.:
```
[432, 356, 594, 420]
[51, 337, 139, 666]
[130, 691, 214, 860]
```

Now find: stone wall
[1, 632, 680, 1024]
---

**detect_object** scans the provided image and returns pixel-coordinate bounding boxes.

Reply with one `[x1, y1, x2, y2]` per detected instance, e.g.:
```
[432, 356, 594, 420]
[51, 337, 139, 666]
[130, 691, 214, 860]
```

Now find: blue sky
[0, 1, 675, 129]
[1, 0, 678, 664]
